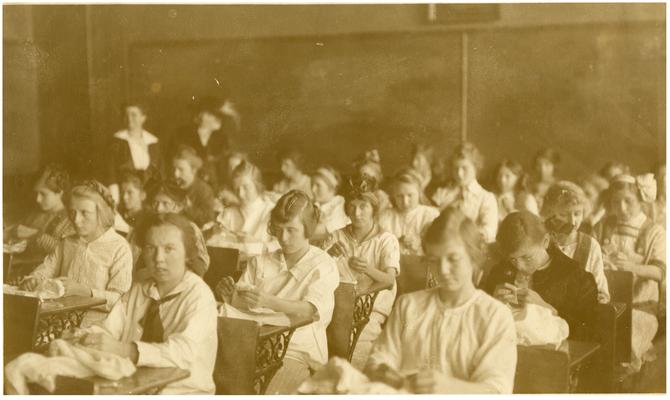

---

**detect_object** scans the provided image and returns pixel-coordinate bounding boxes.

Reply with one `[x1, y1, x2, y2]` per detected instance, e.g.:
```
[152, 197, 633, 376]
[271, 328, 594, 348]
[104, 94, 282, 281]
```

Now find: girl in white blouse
[431, 142, 498, 243]
[22, 181, 133, 326]
[494, 159, 539, 221]
[365, 208, 517, 394]
[541, 181, 610, 304]
[379, 168, 439, 255]
[216, 190, 339, 394]
[328, 175, 400, 370]
[310, 166, 350, 243]
[72, 213, 218, 394]
[206, 160, 278, 259]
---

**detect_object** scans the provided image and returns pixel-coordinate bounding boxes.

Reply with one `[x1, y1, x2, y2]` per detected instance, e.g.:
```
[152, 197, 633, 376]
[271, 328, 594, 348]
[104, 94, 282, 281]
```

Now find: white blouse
[329, 225, 400, 317]
[317, 195, 350, 234]
[113, 129, 158, 171]
[431, 181, 498, 243]
[367, 289, 517, 394]
[86, 271, 218, 394]
[378, 205, 440, 255]
[207, 196, 279, 256]
[237, 246, 340, 366]
[30, 228, 133, 321]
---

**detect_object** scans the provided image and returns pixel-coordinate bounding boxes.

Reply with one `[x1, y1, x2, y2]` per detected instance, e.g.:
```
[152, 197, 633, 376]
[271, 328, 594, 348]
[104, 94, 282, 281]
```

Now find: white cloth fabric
[29, 228, 133, 324]
[5, 339, 136, 395]
[84, 271, 218, 394]
[317, 195, 350, 234]
[512, 304, 569, 348]
[431, 181, 498, 243]
[236, 246, 339, 366]
[557, 235, 611, 303]
[4, 279, 65, 300]
[113, 129, 158, 171]
[329, 225, 400, 317]
[378, 205, 439, 255]
[367, 289, 517, 394]
[298, 357, 406, 394]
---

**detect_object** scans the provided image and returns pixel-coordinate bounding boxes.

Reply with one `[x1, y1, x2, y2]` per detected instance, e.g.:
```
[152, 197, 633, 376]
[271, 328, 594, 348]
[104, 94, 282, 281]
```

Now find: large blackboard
[128, 31, 463, 175]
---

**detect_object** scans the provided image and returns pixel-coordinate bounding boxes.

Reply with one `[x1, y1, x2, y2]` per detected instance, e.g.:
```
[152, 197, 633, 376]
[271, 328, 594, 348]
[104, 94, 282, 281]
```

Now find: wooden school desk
[215, 313, 314, 394]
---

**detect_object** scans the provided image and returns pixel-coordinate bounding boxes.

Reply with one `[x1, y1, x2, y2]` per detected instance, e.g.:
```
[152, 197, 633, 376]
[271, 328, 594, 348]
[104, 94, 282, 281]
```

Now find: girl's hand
[20, 276, 43, 291]
[493, 283, 517, 304]
[409, 370, 450, 394]
[237, 288, 271, 310]
[216, 276, 235, 301]
[78, 332, 135, 361]
[348, 256, 369, 273]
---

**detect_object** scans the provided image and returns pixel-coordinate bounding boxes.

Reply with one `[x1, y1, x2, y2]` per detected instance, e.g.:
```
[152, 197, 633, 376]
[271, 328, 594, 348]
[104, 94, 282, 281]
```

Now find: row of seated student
[4, 138, 665, 394]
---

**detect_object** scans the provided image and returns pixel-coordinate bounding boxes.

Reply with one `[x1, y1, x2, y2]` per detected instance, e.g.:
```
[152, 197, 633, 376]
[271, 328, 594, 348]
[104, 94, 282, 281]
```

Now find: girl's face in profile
[412, 153, 430, 175]
[233, 175, 259, 205]
[497, 166, 519, 193]
[424, 237, 475, 294]
[35, 185, 63, 212]
[312, 176, 335, 205]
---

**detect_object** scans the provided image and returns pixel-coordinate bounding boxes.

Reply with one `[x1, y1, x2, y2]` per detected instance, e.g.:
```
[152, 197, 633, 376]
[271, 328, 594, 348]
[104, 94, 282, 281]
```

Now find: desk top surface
[93, 367, 190, 395]
[40, 295, 107, 315]
[355, 281, 394, 297]
[259, 314, 313, 338]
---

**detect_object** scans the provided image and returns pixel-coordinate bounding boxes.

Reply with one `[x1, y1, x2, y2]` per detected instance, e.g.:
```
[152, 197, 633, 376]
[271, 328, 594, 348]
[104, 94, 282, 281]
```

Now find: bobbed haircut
[269, 190, 321, 239]
[496, 211, 548, 255]
[422, 207, 487, 268]
[135, 212, 199, 272]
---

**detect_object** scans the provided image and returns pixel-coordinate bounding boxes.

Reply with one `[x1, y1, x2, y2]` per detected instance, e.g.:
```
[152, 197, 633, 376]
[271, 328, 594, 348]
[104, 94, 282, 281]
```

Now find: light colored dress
[207, 196, 279, 258]
[378, 205, 439, 255]
[316, 195, 350, 234]
[30, 228, 133, 326]
[431, 181, 498, 243]
[85, 271, 218, 394]
[329, 224, 400, 369]
[556, 232, 610, 304]
[595, 212, 666, 372]
[367, 289, 517, 394]
[236, 246, 340, 367]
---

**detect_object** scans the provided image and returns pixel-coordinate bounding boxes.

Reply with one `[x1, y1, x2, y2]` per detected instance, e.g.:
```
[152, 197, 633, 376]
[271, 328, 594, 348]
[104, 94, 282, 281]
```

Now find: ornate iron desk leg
[347, 291, 380, 362]
[254, 329, 296, 394]
[34, 310, 88, 349]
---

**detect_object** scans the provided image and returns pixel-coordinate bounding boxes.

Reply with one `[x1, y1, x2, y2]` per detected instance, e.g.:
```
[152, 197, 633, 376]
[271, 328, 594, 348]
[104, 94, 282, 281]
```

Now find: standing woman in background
[431, 142, 498, 243]
[171, 98, 232, 189]
[20, 180, 133, 326]
[494, 159, 539, 222]
[530, 148, 560, 210]
[107, 101, 162, 205]
[593, 174, 665, 373]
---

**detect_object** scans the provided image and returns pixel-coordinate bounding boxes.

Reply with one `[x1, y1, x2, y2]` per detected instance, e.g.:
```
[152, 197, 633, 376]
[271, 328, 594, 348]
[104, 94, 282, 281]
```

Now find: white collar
[114, 129, 159, 145]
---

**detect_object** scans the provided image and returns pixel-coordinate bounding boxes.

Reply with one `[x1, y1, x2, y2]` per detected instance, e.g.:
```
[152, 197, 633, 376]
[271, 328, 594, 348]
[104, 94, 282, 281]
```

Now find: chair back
[4, 294, 40, 363]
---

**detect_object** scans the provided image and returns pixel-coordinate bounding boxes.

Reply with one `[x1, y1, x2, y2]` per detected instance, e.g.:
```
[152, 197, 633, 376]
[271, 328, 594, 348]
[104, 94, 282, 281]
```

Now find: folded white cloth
[298, 357, 405, 395]
[513, 304, 569, 348]
[4, 339, 136, 394]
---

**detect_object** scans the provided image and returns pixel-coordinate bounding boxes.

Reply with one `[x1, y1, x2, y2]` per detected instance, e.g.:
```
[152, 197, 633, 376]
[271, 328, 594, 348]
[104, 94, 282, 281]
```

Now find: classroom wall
[3, 4, 666, 194]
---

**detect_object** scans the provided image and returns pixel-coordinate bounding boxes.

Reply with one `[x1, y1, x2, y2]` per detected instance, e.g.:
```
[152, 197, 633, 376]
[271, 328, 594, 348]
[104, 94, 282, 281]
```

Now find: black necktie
[140, 292, 181, 343]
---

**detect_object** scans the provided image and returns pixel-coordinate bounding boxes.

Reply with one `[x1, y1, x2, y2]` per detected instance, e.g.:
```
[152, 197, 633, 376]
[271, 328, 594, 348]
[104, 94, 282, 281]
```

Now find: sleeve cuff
[135, 340, 161, 367]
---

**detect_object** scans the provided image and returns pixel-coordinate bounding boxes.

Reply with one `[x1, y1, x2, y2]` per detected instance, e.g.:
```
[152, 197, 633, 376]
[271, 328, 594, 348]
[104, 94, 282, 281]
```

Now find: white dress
[378, 205, 439, 255]
[367, 289, 517, 394]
